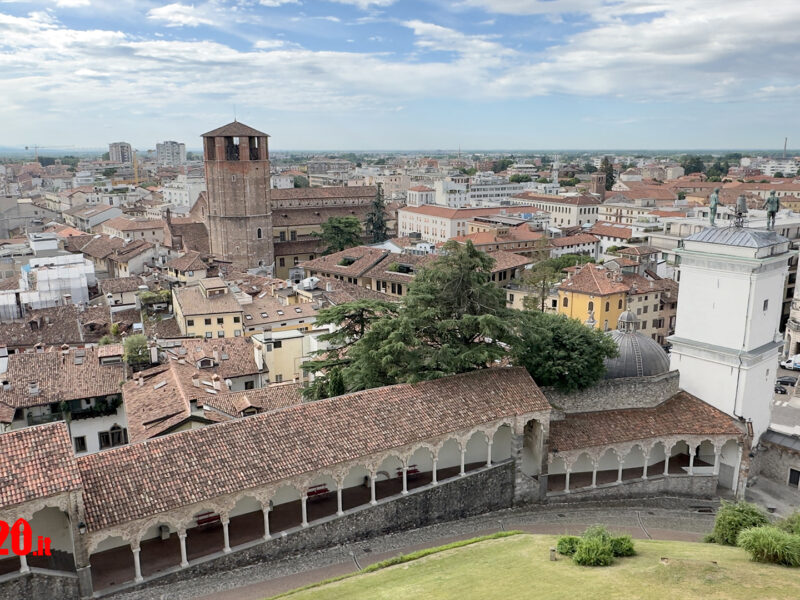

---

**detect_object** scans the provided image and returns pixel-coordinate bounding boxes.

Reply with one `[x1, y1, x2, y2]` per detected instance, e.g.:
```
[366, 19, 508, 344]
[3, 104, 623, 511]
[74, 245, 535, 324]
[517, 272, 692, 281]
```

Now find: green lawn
[275, 534, 800, 600]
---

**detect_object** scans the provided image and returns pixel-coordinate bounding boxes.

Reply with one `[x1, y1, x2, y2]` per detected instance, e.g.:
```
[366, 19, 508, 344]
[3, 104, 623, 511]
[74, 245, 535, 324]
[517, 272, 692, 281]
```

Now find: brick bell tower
[202, 121, 274, 270]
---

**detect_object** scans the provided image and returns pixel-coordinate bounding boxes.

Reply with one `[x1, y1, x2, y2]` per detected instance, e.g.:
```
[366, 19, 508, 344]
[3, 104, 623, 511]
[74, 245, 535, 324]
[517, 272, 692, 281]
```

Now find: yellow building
[172, 277, 244, 338]
[164, 251, 207, 285]
[557, 264, 628, 331]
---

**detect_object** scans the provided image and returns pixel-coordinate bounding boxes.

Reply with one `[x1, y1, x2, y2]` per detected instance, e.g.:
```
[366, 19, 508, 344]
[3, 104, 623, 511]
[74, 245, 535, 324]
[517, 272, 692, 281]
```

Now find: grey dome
[604, 311, 670, 379]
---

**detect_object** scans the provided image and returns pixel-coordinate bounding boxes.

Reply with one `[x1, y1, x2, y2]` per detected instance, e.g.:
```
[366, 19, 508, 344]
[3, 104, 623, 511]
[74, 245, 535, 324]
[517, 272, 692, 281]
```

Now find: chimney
[191, 373, 200, 387]
[212, 374, 222, 390]
[325, 281, 333, 292]
[212, 349, 220, 362]
[28, 381, 39, 396]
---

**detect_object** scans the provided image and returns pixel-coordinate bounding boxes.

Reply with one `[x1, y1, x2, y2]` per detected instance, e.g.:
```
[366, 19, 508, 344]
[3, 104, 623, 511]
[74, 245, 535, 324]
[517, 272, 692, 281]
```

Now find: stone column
[616, 461, 623, 484]
[432, 459, 438, 485]
[564, 469, 571, 493]
[459, 447, 466, 477]
[591, 465, 597, 489]
[262, 507, 271, 540]
[178, 530, 189, 568]
[688, 452, 695, 476]
[642, 456, 649, 480]
[336, 487, 344, 516]
[301, 494, 309, 527]
[132, 544, 143, 583]
[370, 475, 377, 505]
[19, 552, 29, 575]
[486, 441, 493, 467]
[222, 518, 231, 553]
[663, 451, 670, 476]
[401, 466, 408, 495]
[713, 448, 721, 476]
[733, 444, 743, 498]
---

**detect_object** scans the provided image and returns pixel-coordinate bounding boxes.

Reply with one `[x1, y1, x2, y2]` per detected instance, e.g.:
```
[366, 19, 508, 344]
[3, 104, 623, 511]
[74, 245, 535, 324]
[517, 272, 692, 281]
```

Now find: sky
[1, 0, 799, 151]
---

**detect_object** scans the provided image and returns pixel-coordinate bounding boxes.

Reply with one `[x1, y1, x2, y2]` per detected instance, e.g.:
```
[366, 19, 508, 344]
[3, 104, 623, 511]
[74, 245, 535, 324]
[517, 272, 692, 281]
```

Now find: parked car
[777, 375, 798, 386]
[775, 385, 788, 395]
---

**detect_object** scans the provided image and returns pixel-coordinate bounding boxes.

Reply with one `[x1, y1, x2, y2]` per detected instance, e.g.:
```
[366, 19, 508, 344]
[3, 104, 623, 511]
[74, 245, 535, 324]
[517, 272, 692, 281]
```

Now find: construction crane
[24, 145, 74, 162]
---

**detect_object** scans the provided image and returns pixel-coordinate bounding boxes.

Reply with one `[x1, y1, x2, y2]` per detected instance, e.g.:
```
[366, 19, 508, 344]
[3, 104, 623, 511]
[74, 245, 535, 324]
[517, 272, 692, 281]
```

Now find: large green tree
[601, 157, 615, 190]
[315, 216, 363, 255]
[510, 311, 618, 392]
[680, 155, 705, 175]
[123, 334, 150, 371]
[521, 254, 593, 312]
[365, 184, 388, 243]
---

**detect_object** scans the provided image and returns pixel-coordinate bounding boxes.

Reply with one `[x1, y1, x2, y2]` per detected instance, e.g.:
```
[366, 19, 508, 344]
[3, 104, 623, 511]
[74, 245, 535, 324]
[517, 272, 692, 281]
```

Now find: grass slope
[274, 534, 800, 600]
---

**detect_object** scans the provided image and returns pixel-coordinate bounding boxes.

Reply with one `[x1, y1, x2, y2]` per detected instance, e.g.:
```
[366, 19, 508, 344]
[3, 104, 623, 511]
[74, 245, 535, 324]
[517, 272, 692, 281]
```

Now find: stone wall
[542, 371, 680, 414]
[0, 570, 78, 600]
[754, 442, 800, 486]
[546, 473, 717, 503]
[102, 462, 515, 599]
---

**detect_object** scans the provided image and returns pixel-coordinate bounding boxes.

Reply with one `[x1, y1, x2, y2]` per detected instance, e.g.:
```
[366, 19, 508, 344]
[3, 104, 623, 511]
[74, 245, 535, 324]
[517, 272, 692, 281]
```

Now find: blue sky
[1, 0, 799, 150]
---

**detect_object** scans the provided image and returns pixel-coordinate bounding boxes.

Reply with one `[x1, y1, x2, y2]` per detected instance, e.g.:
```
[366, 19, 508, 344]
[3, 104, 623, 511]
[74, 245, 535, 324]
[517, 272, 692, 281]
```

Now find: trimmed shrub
[711, 501, 769, 546]
[737, 526, 800, 567]
[573, 537, 614, 567]
[582, 524, 612, 543]
[702, 532, 717, 544]
[556, 535, 580, 556]
[779, 512, 800, 536]
[610, 535, 636, 557]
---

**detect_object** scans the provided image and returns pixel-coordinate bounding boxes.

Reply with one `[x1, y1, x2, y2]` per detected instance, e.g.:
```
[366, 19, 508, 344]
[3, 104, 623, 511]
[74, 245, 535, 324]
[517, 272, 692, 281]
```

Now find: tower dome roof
[604, 310, 670, 379]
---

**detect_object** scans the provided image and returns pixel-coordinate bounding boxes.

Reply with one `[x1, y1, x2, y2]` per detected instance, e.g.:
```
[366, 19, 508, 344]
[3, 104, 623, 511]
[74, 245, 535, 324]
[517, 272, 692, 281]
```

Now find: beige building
[510, 192, 601, 228]
[164, 251, 207, 285]
[397, 205, 540, 244]
[173, 277, 244, 338]
[100, 217, 166, 244]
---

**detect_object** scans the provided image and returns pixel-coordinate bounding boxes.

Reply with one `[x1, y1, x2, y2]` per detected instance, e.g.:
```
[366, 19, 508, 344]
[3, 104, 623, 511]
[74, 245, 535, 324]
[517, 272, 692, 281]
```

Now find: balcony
[26, 412, 63, 426]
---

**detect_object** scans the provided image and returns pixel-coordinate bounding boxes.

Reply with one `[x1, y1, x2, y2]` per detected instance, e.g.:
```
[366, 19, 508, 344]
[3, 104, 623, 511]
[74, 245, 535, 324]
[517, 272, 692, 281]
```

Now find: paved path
[120, 503, 716, 600]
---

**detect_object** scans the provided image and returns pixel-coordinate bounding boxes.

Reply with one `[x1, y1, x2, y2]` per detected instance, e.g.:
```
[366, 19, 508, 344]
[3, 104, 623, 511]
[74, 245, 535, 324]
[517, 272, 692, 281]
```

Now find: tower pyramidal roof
[202, 121, 270, 138]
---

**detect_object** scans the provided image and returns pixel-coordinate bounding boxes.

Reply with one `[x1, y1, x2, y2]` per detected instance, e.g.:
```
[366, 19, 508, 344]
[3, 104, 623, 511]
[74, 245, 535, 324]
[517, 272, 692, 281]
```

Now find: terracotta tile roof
[97, 344, 123, 358]
[558, 263, 629, 296]
[173, 285, 242, 316]
[202, 382, 302, 418]
[100, 276, 146, 294]
[102, 217, 162, 232]
[452, 226, 545, 246]
[0, 347, 124, 409]
[0, 304, 114, 349]
[64, 203, 117, 218]
[272, 206, 371, 228]
[316, 277, 395, 305]
[605, 257, 639, 268]
[107, 240, 153, 263]
[167, 221, 209, 254]
[165, 251, 205, 272]
[487, 250, 532, 271]
[549, 233, 599, 247]
[202, 121, 268, 137]
[549, 391, 743, 452]
[617, 245, 660, 256]
[44, 225, 85, 238]
[0, 423, 82, 509]
[408, 185, 434, 192]
[242, 295, 318, 327]
[363, 253, 435, 283]
[77, 367, 549, 530]
[302, 247, 389, 278]
[512, 192, 601, 206]
[588, 221, 635, 240]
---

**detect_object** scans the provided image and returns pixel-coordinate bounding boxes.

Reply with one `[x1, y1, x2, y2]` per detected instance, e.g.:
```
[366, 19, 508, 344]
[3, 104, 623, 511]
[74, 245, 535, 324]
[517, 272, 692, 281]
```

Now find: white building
[467, 173, 523, 206]
[162, 173, 207, 208]
[759, 159, 798, 177]
[156, 141, 187, 166]
[270, 174, 294, 189]
[406, 185, 435, 207]
[433, 179, 469, 208]
[668, 226, 790, 441]
[397, 205, 539, 244]
[108, 142, 133, 164]
[511, 192, 601, 227]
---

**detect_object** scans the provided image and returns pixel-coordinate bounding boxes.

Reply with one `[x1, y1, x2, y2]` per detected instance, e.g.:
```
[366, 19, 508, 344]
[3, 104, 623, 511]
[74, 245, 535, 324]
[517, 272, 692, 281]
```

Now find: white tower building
[783, 274, 800, 358]
[668, 226, 791, 441]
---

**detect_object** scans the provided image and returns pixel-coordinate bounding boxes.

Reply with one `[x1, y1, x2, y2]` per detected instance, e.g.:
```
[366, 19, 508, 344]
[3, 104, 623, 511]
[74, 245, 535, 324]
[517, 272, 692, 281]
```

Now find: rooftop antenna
[233, 104, 237, 122]
[784, 137, 788, 159]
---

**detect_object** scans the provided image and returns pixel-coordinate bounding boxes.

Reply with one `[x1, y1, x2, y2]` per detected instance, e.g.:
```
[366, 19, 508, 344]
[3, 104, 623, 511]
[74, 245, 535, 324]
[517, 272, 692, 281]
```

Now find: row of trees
[303, 242, 617, 400]
[314, 185, 389, 254]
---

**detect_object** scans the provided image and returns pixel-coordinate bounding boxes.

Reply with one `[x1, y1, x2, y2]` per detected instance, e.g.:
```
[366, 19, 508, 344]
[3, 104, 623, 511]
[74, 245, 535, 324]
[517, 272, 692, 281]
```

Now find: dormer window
[197, 358, 214, 369]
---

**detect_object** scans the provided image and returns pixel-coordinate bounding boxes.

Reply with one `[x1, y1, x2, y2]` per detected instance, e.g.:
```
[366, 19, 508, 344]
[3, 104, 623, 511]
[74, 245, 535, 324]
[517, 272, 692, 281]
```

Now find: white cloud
[147, 3, 215, 27]
[259, 0, 299, 6]
[327, 0, 395, 9]
[253, 39, 285, 49]
[55, 0, 91, 7]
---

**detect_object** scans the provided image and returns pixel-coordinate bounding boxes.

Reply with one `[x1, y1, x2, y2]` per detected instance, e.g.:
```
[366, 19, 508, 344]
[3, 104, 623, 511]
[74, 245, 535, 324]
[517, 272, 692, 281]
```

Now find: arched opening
[270, 485, 302, 534]
[521, 419, 545, 476]
[648, 442, 667, 476]
[464, 431, 489, 474]
[89, 536, 133, 591]
[185, 507, 225, 562]
[375, 455, 404, 500]
[547, 455, 567, 492]
[436, 439, 462, 482]
[23, 507, 75, 573]
[669, 441, 691, 474]
[491, 424, 512, 463]
[136, 520, 181, 578]
[570, 453, 595, 490]
[595, 448, 620, 485]
[695, 440, 716, 473]
[257, 228, 263, 239]
[622, 445, 646, 481]
[340, 464, 372, 511]
[406, 447, 434, 490]
[227, 495, 264, 547]
[718, 439, 740, 489]
[305, 473, 338, 522]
